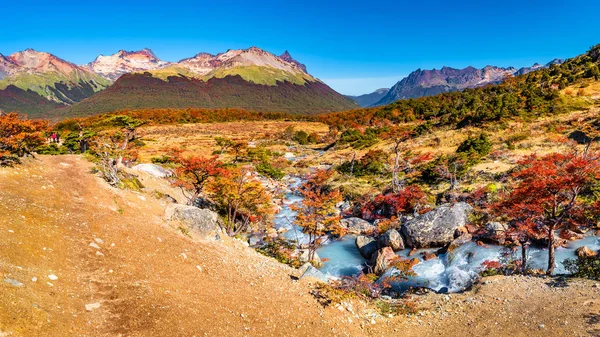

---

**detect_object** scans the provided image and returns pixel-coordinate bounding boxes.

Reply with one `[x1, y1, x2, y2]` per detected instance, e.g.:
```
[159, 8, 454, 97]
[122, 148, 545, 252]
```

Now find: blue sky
[3, 0, 600, 95]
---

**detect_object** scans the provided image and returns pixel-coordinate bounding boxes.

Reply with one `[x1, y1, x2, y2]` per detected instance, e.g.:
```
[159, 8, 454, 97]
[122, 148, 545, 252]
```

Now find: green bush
[457, 133, 492, 157]
[337, 150, 388, 177]
[564, 255, 600, 280]
[293, 130, 309, 145]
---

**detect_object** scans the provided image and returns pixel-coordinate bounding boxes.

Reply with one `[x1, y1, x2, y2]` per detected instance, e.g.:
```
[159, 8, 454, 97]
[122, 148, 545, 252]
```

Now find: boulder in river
[576, 246, 596, 258]
[377, 229, 404, 251]
[447, 233, 473, 253]
[355, 236, 378, 259]
[165, 204, 222, 237]
[401, 202, 473, 248]
[370, 247, 397, 276]
[340, 217, 376, 235]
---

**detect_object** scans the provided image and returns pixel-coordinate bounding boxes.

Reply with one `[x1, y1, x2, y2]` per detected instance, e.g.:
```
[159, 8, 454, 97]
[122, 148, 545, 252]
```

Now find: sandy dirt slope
[1, 155, 599, 337]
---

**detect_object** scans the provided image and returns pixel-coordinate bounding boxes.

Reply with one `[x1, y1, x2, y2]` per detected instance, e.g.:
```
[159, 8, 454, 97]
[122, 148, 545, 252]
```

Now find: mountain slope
[347, 88, 389, 107]
[0, 85, 66, 117]
[53, 72, 357, 117]
[0, 49, 110, 110]
[375, 61, 563, 106]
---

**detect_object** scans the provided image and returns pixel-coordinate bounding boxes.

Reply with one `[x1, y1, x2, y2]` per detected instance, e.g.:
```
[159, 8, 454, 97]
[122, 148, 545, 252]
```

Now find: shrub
[456, 133, 492, 157]
[292, 130, 309, 145]
[564, 255, 600, 280]
[257, 237, 303, 268]
[338, 150, 389, 177]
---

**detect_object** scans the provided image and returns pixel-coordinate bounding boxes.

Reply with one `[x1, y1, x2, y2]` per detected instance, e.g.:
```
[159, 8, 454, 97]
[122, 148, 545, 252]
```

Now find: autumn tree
[494, 150, 600, 274]
[230, 140, 248, 163]
[293, 169, 344, 263]
[0, 112, 47, 166]
[171, 153, 226, 205]
[207, 166, 273, 236]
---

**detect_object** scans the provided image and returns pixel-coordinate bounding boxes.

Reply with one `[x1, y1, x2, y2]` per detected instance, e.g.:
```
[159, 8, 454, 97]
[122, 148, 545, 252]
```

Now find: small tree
[207, 166, 273, 236]
[293, 169, 344, 263]
[494, 151, 600, 274]
[381, 128, 412, 192]
[215, 137, 233, 156]
[171, 153, 226, 205]
[0, 112, 47, 166]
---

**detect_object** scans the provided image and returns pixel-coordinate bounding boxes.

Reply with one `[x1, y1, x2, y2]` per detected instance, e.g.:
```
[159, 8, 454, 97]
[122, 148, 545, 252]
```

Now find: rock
[422, 252, 437, 261]
[377, 229, 404, 251]
[401, 202, 473, 248]
[298, 262, 328, 283]
[248, 236, 262, 247]
[454, 226, 468, 238]
[298, 249, 321, 265]
[132, 163, 173, 178]
[356, 236, 378, 259]
[340, 218, 376, 235]
[85, 302, 101, 311]
[561, 229, 584, 241]
[277, 227, 288, 234]
[48, 274, 58, 281]
[485, 222, 508, 235]
[4, 278, 24, 287]
[447, 233, 473, 252]
[370, 247, 397, 275]
[576, 246, 596, 258]
[89, 242, 101, 249]
[165, 204, 222, 237]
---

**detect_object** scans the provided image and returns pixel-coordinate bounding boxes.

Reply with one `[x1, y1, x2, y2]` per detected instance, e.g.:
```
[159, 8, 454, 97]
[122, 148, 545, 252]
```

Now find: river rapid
[273, 177, 600, 293]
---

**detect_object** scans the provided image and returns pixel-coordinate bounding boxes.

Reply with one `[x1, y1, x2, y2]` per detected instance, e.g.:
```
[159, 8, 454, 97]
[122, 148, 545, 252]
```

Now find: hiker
[51, 133, 57, 143]
[55, 133, 60, 144]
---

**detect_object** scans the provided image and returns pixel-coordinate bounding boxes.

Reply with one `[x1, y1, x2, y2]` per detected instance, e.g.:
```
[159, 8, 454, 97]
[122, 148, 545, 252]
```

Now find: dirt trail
[1, 155, 599, 336]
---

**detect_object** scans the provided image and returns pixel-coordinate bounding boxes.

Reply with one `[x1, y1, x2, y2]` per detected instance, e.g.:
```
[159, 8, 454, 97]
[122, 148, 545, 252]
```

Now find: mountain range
[0, 47, 357, 118]
[348, 59, 564, 107]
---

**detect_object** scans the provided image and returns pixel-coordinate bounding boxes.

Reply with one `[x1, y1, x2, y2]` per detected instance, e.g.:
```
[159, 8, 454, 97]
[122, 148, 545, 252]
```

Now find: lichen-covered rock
[377, 229, 404, 251]
[370, 247, 397, 275]
[355, 235, 377, 259]
[165, 204, 222, 237]
[340, 217, 376, 235]
[401, 202, 473, 248]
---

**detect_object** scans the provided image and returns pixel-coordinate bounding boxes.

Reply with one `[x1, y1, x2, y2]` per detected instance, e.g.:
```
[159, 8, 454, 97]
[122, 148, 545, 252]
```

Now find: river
[273, 177, 600, 293]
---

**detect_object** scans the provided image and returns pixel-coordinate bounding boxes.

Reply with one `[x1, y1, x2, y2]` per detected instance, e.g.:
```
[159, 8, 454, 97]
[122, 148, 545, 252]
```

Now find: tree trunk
[547, 229, 556, 275]
[521, 242, 529, 272]
[393, 147, 400, 193]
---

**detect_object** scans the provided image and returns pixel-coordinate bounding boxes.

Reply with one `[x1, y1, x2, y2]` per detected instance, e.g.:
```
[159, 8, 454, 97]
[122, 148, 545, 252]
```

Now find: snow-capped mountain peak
[88, 48, 170, 80]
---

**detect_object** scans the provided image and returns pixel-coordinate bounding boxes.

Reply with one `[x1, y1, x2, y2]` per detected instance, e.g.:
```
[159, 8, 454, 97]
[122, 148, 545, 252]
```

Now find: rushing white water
[272, 177, 600, 293]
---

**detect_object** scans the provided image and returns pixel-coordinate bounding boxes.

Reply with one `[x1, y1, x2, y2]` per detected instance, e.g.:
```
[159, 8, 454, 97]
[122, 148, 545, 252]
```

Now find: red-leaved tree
[171, 153, 226, 205]
[494, 150, 600, 274]
[361, 185, 427, 220]
[293, 169, 344, 263]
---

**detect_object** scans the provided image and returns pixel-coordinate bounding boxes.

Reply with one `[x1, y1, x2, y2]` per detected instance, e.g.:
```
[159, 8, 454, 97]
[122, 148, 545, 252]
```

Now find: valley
[2, 10, 600, 336]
